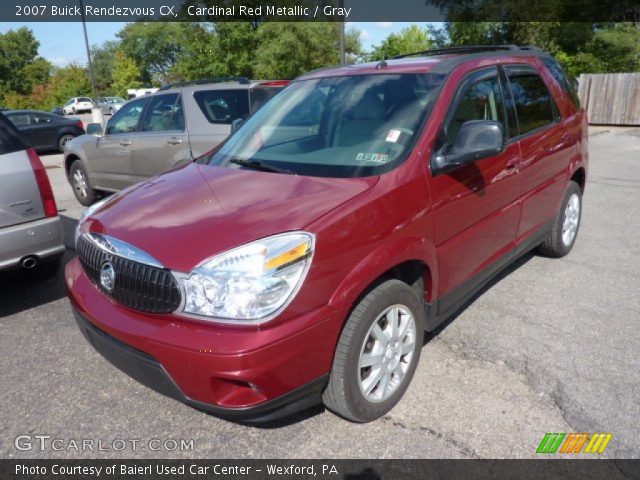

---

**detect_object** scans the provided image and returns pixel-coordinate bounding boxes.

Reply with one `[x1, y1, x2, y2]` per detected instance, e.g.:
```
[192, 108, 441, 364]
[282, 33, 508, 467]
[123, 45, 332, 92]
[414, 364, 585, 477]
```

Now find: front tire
[538, 181, 582, 258]
[323, 279, 425, 422]
[69, 160, 97, 206]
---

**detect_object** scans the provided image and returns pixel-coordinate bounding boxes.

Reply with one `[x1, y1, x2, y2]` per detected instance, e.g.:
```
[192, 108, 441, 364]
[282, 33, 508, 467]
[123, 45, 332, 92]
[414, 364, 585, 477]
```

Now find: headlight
[177, 232, 315, 323]
[74, 197, 110, 248]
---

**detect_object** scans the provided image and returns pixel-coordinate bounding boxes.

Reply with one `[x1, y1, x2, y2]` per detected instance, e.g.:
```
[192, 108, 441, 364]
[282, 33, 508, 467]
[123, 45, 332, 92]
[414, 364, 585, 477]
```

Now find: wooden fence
[578, 73, 640, 125]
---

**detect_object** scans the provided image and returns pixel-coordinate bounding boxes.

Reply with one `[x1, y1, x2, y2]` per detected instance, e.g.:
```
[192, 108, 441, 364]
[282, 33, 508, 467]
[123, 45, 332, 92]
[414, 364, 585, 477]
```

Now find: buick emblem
[100, 261, 116, 292]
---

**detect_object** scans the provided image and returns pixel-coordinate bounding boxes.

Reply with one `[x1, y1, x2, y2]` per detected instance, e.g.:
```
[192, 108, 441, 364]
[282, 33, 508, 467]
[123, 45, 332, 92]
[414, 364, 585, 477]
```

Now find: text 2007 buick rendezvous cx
[66, 46, 587, 422]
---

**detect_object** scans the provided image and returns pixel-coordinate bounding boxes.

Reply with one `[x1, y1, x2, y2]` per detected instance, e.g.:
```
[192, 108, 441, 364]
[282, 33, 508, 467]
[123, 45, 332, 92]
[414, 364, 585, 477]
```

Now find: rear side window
[0, 114, 27, 155]
[141, 94, 185, 132]
[542, 57, 580, 109]
[194, 90, 250, 124]
[32, 113, 54, 124]
[507, 69, 556, 135]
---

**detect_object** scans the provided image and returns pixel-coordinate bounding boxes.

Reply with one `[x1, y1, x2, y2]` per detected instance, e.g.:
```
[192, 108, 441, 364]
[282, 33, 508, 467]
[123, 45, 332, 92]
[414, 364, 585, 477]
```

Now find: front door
[90, 97, 147, 190]
[428, 67, 522, 310]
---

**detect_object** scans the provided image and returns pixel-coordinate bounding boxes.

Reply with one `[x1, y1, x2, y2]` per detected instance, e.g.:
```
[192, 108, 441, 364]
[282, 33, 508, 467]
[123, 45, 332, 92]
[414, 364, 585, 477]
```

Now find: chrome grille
[77, 235, 181, 314]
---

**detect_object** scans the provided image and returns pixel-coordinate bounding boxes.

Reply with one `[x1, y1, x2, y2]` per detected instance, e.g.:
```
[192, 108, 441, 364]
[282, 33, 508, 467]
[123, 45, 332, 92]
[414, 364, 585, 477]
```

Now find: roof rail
[392, 45, 533, 60]
[158, 76, 251, 90]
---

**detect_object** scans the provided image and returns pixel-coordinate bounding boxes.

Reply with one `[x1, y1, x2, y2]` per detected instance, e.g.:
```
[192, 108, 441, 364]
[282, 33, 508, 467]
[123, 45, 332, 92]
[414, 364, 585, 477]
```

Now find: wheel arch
[64, 153, 82, 176]
[327, 239, 437, 313]
[570, 167, 586, 193]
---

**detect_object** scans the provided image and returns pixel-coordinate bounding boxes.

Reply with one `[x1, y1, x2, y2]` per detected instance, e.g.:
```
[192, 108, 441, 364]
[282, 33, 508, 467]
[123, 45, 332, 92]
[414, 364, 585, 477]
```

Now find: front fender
[327, 235, 438, 311]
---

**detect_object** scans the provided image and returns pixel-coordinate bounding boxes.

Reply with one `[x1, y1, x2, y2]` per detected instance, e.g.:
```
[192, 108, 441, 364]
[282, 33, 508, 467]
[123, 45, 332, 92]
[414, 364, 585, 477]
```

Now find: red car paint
[66, 51, 588, 418]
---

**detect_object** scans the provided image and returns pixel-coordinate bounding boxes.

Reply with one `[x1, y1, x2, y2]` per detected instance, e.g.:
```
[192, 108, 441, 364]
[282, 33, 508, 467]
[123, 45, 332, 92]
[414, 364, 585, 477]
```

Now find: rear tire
[323, 279, 425, 422]
[69, 160, 97, 206]
[538, 181, 582, 258]
[58, 134, 75, 152]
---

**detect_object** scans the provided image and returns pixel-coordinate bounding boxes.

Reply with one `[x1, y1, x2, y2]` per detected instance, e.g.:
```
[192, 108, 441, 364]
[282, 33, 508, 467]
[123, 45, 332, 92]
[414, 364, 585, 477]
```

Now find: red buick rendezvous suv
[66, 46, 587, 423]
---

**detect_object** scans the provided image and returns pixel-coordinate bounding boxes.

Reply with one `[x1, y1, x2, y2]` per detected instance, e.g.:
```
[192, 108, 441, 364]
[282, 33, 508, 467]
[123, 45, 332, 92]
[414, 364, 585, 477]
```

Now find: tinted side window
[542, 57, 580, 109]
[0, 114, 27, 155]
[194, 90, 250, 124]
[249, 87, 284, 114]
[448, 74, 506, 143]
[141, 94, 184, 132]
[7, 113, 30, 127]
[106, 98, 146, 134]
[507, 70, 555, 135]
[31, 113, 54, 124]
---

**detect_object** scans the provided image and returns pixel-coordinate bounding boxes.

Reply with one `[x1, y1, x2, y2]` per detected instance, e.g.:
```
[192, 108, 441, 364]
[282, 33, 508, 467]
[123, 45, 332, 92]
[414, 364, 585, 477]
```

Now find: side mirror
[431, 120, 504, 175]
[86, 123, 103, 135]
[230, 117, 244, 134]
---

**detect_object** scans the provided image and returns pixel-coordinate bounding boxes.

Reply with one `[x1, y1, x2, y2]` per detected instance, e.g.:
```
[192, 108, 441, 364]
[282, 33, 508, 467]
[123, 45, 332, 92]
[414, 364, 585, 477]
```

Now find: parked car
[95, 96, 126, 115]
[63, 97, 93, 115]
[4, 110, 85, 153]
[66, 46, 587, 423]
[64, 77, 289, 205]
[51, 106, 65, 116]
[0, 113, 64, 277]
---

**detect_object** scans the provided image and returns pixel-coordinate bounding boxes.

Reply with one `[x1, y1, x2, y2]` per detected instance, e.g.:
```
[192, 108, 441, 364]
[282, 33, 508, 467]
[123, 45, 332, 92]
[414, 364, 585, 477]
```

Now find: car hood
[88, 163, 378, 272]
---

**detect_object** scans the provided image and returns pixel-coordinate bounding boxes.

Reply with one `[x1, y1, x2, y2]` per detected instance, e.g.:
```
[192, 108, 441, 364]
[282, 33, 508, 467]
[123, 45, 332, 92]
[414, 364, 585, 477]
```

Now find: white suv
[63, 97, 93, 115]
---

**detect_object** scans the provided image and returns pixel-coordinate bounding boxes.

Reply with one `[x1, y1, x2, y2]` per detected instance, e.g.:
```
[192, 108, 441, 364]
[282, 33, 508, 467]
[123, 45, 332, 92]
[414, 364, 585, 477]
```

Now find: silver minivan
[63, 78, 288, 205]
[0, 113, 64, 276]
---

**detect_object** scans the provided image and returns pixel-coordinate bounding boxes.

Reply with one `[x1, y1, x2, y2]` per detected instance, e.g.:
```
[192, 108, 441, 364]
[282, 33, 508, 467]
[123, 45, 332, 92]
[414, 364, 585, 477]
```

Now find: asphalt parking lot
[1, 127, 638, 459]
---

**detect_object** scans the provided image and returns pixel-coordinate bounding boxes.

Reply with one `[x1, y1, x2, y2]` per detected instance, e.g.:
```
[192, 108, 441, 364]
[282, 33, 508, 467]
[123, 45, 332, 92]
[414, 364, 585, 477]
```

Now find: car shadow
[0, 250, 75, 318]
[0, 215, 78, 318]
[423, 250, 536, 344]
[234, 252, 536, 430]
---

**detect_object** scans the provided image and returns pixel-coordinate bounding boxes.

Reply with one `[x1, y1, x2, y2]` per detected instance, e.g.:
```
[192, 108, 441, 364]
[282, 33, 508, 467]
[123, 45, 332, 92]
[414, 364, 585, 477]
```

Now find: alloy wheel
[358, 304, 416, 403]
[562, 193, 580, 246]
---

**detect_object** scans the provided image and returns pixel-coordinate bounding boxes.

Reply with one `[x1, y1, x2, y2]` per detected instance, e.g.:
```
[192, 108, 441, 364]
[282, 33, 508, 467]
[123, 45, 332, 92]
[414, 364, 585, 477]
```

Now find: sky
[0, 21, 424, 67]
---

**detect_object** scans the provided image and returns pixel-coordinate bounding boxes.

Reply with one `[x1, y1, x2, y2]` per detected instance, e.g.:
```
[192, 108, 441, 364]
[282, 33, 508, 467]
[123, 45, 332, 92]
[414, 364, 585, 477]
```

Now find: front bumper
[0, 216, 64, 270]
[65, 257, 345, 422]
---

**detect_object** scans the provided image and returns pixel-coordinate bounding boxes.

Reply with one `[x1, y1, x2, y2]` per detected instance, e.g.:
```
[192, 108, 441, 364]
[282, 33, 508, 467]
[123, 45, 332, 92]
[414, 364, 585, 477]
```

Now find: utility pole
[79, 0, 97, 99]
[339, 20, 345, 65]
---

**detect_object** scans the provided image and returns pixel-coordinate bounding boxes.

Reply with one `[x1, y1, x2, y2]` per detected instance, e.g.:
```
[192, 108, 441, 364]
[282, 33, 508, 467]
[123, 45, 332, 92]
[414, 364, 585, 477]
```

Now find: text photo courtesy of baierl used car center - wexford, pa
[0, 0, 639, 479]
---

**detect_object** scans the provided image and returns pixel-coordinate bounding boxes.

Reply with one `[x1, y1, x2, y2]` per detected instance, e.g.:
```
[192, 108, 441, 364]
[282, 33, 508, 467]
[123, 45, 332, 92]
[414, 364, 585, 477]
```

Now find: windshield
[206, 73, 444, 178]
[107, 97, 125, 103]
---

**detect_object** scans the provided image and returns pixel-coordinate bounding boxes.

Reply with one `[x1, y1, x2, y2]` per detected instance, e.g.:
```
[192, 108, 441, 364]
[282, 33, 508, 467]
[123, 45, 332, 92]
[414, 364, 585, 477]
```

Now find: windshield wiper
[229, 158, 296, 175]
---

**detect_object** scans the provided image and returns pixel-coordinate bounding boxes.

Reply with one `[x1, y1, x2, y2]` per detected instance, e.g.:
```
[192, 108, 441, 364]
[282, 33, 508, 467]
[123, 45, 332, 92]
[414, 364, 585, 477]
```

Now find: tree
[172, 23, 219, 81]
[253, 23, 362, 79]
[0, 27, 41, 94]
[111, 51, 143, 98]
[90, 40, 120, 94]
[117, 22, 185, 84]
[369, 25, 433, 60]
[46, 65, 92, 106]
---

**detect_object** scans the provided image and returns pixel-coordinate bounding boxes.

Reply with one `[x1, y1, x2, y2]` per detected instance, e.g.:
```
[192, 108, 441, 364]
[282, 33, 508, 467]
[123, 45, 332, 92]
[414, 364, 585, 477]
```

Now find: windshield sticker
[386, 129, 402, 143]
[356, 153, 389, 164]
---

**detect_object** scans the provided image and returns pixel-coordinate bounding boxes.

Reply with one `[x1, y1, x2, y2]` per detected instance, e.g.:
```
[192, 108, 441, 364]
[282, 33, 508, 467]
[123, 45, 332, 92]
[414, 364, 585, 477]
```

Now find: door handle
[166, 138, 183, 145]
[119, 140, 131, 146]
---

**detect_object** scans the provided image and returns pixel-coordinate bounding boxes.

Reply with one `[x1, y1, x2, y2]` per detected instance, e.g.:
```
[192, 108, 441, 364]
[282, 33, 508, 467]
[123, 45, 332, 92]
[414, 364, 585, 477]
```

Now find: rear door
[0, 114, 44, 228]
[130, 93, 189, 181]
[504, 65, 571, 240]
[187, 88, 250, 157]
